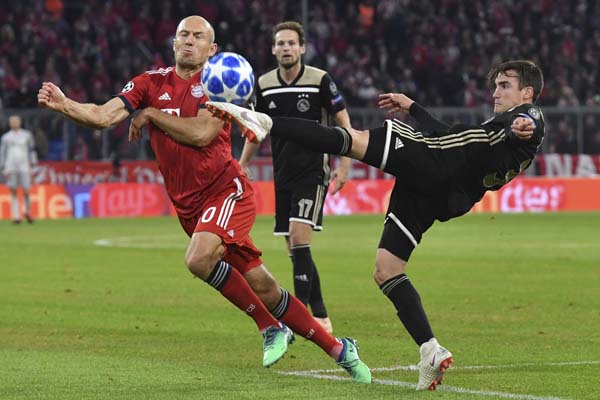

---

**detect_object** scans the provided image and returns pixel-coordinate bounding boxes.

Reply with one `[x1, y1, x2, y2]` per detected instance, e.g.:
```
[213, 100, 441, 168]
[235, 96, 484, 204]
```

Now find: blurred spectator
[71, 135, 89, 160]
[108, 156, 123, 182]
[33, 125, 49, 160]
[3, 0, 599, 109]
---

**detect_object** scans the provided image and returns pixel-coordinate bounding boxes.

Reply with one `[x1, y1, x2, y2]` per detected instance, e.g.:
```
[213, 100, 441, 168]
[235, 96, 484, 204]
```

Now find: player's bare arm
[239, 139, 260, 179]
[37, 82, 129, 129]
[330, 109, 352, 194]
[129, 107, 224, 147]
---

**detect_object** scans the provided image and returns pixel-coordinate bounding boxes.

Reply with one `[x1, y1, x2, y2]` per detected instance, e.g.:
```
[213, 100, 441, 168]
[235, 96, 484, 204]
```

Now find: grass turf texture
[1, 213, 599, 399]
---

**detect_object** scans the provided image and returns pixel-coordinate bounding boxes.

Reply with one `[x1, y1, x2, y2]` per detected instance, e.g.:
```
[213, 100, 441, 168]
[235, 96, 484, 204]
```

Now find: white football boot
[206, 101, 273, 143]
[416, 338, 453, 390]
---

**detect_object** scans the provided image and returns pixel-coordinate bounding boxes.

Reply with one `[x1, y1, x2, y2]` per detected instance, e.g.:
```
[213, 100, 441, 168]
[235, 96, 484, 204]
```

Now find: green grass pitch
[1, 213, 599, 399]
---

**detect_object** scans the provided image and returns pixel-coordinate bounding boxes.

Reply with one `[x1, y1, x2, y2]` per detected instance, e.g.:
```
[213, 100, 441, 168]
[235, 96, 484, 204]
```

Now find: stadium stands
[1, 0, 599, 159]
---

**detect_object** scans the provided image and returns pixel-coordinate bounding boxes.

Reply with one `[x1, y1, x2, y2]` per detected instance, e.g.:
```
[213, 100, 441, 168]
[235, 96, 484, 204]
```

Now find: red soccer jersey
[118, 67, 241, 218]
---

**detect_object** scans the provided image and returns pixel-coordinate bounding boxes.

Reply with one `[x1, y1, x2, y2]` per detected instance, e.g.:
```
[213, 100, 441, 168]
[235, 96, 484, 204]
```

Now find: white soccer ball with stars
[201, 52, 255, 105]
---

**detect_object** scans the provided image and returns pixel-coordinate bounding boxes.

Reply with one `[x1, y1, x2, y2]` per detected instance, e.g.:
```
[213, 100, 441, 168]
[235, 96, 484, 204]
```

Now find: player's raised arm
[37, 82, 130, 129]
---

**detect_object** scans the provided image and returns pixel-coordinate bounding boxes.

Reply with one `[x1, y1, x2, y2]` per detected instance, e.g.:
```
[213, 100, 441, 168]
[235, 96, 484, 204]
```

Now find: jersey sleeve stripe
[116, 95, 135, 114]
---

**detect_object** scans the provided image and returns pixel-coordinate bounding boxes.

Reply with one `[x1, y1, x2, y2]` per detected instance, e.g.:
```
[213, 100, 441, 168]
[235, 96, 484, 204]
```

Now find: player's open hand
[37, 82, 67, 112]
[511, 116, 535, 140]
[329, 166, 348, 195]
[129, 109, 152, 142]
[378, 93, 415, 114]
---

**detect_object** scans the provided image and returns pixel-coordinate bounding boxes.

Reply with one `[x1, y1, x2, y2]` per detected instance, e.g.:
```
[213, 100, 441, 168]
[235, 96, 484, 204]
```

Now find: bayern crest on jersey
[191, 84, 204, 98]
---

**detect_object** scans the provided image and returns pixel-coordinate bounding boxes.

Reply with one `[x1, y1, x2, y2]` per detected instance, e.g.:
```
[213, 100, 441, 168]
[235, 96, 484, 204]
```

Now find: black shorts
[378, 179, 444, 261]
[274, 176, 328, 235]
[361, 120, 441, 260]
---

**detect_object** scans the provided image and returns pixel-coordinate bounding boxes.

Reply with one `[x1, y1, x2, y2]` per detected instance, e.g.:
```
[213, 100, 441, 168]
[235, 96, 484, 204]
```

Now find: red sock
[209, 261, 279, 331]
[279, 294, 341, 357]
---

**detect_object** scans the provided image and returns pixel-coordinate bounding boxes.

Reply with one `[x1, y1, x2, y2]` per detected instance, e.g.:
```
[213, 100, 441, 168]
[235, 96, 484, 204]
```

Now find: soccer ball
[201, 52, 255, 105]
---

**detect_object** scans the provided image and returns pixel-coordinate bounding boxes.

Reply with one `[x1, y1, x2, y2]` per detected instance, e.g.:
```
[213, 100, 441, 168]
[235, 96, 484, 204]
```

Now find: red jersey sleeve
[117, 73, 152, 113]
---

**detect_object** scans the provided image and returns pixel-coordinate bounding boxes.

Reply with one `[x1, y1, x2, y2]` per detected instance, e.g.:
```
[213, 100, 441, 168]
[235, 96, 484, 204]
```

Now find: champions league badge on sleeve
[329, 81, 338, 96]
[122, 81, 134, 93]
[191, 84, 204, 98]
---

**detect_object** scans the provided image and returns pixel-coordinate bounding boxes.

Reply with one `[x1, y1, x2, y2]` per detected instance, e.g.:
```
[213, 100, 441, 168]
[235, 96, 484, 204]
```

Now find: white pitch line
[277, 371, 567, 400]
[374, 378, 567, 400]
[93, 235, 187, 249]
[277, 360, 600, 400]
[285, 360, 600, 374]
[456, 360, 600, 371]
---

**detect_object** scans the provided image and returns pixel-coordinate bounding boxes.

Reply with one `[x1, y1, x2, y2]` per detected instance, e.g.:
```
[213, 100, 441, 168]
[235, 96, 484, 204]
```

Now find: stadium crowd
[1, 0, 600, 158]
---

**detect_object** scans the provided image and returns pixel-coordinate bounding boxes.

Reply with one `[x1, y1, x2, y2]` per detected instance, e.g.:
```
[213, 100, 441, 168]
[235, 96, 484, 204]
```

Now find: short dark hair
[272, 21, 305, 46]
[487, 60, 544, 102]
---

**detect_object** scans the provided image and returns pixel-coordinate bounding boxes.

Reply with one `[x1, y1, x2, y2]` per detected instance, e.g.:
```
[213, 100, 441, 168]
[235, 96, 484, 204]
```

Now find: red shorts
[178, 175, 263, 274]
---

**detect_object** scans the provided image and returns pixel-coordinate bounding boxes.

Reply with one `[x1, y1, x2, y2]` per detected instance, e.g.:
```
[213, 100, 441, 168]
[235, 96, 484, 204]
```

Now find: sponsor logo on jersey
[294, 274, 309, 282]
[528, 107, 541, 120]
[160, 108, 180, 116]
[122, 81, 134, 93]
[191, 84, 204, 98]
[158, 92, 171, 101]
[145, 67, 174, 76]
[395, 137, 404, 150]
[268, 100, 277, 109]
[227, 229, 235, 238]
[329, 81, 338, 95]
[297, 99, 310, 112]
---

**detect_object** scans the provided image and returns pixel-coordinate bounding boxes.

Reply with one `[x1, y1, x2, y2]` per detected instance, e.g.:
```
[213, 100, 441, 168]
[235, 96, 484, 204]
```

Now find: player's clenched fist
[37, 82, 67, 112]
[510, 116, 535, 140]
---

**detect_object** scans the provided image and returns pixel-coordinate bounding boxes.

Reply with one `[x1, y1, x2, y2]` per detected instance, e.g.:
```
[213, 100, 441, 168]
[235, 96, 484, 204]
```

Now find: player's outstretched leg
[336, 337, 372, 384]
[416, 338, 453, 390]
[206, 101, 273, 143]
[262, 323, 295, 367]
[206, 101, 354, 159]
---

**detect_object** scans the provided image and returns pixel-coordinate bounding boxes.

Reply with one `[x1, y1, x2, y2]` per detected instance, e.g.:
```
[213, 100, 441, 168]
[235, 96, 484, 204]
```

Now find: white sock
[11, 193, 19, 220]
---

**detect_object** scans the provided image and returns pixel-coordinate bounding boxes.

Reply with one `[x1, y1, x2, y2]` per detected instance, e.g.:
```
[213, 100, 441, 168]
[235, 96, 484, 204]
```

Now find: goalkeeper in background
[1, 115, 37, 224]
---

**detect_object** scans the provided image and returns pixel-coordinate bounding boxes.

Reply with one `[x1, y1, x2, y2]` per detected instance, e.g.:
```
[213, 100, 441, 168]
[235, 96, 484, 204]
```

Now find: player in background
[206, 59, 543, 390]
[1, 115, 37, 224]
[239, 21, 352, 333]
[37, 15, 370, 383]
